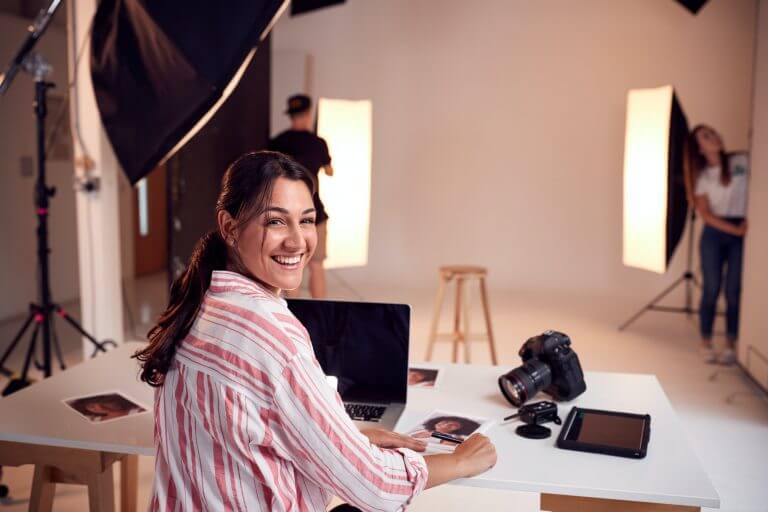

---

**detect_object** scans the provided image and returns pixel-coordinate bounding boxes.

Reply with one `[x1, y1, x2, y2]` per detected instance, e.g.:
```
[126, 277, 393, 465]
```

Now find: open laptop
[286, 299, 410, 431]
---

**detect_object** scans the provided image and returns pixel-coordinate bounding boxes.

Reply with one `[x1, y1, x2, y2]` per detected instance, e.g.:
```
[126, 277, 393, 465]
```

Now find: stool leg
[426, 276, 448, 361]
[453, 278, 464, 363]
[120, 455, 139, 512]
[30, 465, 55, 512]
[463, 284, 471, 363]
[479, 277, 498, 365]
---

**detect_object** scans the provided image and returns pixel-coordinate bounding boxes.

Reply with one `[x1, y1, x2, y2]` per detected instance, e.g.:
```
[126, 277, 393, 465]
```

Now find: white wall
[740, 0, 768, 389]
[272, 0, 756, 301]
[0, 13, 79, 320]
[271, 50, 312, 137]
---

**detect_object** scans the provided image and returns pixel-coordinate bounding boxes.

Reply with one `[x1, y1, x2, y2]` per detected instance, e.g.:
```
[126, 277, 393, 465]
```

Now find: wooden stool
[426, 265, 498, 364]
[0, 441, 138, 512]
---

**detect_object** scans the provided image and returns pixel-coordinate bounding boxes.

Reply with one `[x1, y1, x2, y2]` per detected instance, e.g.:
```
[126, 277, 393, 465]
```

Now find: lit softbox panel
[90, 0, 286, 184]
[622, 86, 689, 274]
[316, 98, 372, 269]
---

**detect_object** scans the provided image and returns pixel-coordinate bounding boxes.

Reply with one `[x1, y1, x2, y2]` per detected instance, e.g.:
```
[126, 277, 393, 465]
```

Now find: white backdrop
[272, 0, 757, 302]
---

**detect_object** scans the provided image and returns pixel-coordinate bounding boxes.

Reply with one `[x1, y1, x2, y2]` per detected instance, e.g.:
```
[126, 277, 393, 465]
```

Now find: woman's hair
[134, 151, 315, 387]
[423, 416, 481, 436]
[686, 124, 731, 190]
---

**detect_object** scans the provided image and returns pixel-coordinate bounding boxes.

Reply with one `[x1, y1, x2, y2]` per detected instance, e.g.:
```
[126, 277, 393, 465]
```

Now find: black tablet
[556, 407, 651, 459]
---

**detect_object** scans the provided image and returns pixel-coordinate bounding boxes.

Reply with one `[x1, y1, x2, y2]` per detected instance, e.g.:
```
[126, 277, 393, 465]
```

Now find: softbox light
[90, 0, 286, 185]
[622, 85, 689, 274]
[316, 98, 372, 269]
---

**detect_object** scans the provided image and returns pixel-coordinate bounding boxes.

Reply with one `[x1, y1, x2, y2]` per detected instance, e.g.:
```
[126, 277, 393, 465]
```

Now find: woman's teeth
[273, 255, 301, 266]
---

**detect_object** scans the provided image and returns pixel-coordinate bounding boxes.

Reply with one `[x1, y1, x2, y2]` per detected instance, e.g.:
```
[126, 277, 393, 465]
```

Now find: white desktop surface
[399, 363, 720, 509]
[0, 342, 154, 456]
[0, 346, 719, 509]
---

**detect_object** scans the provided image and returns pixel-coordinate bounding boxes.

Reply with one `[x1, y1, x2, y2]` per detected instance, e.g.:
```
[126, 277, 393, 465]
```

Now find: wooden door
[133, 165, 168, 277]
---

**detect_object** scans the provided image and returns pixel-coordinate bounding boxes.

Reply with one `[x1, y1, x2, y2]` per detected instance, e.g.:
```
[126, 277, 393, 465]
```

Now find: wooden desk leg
[120, 455, 139, 512]
[540, 494, 700, 512]
[87, 464, 116, 512]
[30, 465, 55, 512]
[426, 276, 448, 361]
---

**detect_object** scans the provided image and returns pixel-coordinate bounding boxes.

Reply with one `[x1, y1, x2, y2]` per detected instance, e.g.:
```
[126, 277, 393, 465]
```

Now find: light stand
[0, 0, 115, 396]
[619, 209, 721, 330]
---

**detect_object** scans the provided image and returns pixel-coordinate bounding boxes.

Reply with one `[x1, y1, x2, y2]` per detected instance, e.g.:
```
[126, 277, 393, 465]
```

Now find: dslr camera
[498, 330, 586, 407]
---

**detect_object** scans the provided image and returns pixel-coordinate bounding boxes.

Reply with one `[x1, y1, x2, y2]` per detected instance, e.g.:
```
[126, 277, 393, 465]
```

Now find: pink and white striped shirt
[151, 271, 428, 511]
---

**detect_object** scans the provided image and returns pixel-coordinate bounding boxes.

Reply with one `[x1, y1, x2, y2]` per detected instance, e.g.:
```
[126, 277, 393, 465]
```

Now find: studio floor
[0, 272, 766, 511]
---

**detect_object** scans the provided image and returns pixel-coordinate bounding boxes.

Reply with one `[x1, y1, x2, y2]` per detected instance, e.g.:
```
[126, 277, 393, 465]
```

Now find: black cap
[285, 94, 311, 115]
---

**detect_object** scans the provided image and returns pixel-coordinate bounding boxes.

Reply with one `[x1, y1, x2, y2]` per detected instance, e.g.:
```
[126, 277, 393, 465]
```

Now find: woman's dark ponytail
[133, 151, 315, 387]
[134, 230, 228, 386]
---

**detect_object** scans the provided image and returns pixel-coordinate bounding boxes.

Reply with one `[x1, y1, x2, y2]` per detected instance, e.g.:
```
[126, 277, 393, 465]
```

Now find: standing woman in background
[135, 151, 496, 511]
[686, 125, 749, 365]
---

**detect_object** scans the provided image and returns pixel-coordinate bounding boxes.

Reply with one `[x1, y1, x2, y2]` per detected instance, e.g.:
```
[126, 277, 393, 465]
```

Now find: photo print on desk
[405, 409, 494, 453]
[64, 391, 148, 424]
[408, 367, 442, 388]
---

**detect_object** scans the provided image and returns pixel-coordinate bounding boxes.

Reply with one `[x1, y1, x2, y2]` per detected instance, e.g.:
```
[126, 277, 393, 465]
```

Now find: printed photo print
[408, 367, 441, 388]
[405, 409, 493, 453]
[64, 391, 148, 424]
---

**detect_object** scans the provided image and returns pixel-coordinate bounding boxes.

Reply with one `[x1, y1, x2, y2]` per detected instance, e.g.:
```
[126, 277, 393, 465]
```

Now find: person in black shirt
[269, 94, 333, 298]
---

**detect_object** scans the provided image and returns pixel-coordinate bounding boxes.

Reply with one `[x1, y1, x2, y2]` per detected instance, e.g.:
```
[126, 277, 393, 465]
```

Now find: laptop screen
[287, 299, 409, 404]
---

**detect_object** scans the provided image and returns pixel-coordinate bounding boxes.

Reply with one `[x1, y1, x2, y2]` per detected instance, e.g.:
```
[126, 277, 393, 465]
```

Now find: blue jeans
[699, 223, 744, 341]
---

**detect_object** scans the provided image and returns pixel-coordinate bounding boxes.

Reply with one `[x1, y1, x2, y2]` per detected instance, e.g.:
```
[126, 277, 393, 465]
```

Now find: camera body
[519, 330, 586, 401]
[498, 330, 586, 407]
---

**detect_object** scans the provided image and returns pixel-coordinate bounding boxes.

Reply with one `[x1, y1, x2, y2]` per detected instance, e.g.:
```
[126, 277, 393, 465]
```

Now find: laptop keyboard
[345, 403, 386, 422]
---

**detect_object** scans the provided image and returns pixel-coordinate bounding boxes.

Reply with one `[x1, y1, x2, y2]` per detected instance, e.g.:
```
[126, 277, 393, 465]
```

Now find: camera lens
[498, 359, 552, 407]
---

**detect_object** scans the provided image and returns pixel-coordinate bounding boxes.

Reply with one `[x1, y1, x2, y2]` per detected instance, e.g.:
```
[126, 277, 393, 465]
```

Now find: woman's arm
[359, 428, 497, 489]
[269, 353, 496, 511]
[424, 434, 497, 489]
[270, 353, 430, 510]
[694, 194, 746, 236]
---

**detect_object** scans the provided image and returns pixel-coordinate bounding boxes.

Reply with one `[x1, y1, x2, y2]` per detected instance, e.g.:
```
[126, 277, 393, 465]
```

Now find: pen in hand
[431, 431, 464, 444]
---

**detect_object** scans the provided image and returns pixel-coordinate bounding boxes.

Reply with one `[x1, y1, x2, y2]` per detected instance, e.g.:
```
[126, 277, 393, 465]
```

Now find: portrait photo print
[408, 367, 441, 388]
[405, 409, 493, 453]
[64, 391, 148, 424]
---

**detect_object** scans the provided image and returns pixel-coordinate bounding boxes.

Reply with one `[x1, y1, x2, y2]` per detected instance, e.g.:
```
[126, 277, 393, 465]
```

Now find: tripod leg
[619, 275, 687, 331]
[50, 317, 66, 371]
[0, 310, 36, 375]
[55, 306, 115, 354]
[20, 321, 42, 383]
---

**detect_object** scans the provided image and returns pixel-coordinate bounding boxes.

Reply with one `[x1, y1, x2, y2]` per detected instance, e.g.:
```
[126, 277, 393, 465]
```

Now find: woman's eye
[301, 218, 316, 225]
[266, 218, 285, 226]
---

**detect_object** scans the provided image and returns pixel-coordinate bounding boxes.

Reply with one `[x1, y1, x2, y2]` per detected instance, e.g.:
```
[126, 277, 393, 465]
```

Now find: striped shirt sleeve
[268, 351, 429, 512]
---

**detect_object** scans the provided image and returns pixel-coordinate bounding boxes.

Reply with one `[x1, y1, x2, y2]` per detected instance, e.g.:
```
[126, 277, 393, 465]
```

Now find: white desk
[400, 364, 720, 511]
[0, 345, 720, 512]
[0, 342, 153, 511]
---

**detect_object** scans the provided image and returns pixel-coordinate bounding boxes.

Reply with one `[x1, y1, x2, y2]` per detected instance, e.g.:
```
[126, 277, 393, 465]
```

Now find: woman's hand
[360, 428, 428, 452]
[453, 433, 497, 478]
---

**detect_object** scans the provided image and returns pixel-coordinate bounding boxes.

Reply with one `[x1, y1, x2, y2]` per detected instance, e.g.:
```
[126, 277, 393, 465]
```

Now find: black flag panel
[666, 93, 689, 265]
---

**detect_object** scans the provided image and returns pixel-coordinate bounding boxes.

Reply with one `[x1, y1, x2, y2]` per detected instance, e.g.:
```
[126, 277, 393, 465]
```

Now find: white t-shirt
[694, 152, 749, 218]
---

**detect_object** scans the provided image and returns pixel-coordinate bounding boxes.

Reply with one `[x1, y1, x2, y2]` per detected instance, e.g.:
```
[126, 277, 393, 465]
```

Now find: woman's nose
[283, 224, 304, 251]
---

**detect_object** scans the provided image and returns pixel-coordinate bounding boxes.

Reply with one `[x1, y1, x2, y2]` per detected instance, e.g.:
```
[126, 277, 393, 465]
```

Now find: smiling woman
[133, 151, 496, 511]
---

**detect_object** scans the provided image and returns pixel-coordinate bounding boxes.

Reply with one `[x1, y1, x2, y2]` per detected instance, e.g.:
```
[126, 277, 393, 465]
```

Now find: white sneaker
[700, 346, 718, 364]
[718, 348, 737, 366]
